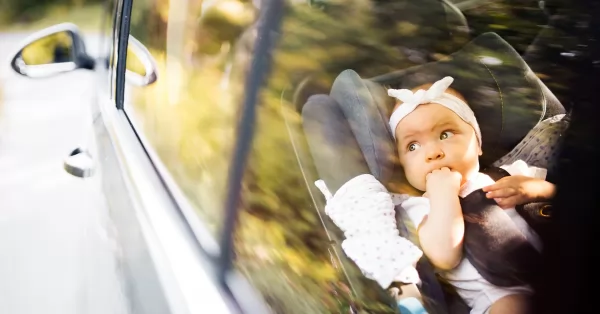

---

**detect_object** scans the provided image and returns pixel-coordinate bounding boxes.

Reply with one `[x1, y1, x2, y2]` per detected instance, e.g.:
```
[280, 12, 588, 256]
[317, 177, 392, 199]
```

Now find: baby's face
[395, 103, 482, 191]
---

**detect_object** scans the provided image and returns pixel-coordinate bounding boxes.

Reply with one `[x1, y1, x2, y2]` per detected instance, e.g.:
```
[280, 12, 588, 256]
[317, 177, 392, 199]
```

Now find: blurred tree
[0, 0, 103, 25]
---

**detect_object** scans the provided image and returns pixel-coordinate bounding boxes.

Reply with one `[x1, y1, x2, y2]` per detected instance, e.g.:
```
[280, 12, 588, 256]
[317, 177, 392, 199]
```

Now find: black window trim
[115, 0, 133, 110]
[217, 0, 285, 279]
[108, 0, 120, 98]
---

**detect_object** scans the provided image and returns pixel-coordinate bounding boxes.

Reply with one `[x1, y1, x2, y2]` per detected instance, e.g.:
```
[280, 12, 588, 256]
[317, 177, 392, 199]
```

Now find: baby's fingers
[482, 182, 503, 192]
[482, 177, 514, 192]
[485, 187, 516, 199]
[494, 196, 519, 209]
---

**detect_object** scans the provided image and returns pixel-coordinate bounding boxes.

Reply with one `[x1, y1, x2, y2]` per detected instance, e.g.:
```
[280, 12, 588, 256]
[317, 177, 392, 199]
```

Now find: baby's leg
[489, 294, 531, 314]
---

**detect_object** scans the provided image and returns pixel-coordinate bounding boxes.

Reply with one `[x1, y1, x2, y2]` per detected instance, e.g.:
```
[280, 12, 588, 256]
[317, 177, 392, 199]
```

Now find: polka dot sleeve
[317, 174, 423, 289]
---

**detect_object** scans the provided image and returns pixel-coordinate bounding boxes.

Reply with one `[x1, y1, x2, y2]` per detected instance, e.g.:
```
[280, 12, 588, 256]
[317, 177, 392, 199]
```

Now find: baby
[387, 77, 556, 314]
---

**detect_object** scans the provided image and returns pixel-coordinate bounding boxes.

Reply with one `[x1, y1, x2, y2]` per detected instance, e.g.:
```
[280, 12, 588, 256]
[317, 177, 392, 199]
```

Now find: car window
[123, 0, 258, 239]
[100, 0, 118, 97]
[231, 0, 463, 312]
[107, 0, 122, 99]
[230, 0, 581, 313]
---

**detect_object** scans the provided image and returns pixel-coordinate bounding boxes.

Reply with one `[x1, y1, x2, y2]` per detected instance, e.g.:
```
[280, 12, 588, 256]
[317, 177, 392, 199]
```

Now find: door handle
[64, 148, 95, 178]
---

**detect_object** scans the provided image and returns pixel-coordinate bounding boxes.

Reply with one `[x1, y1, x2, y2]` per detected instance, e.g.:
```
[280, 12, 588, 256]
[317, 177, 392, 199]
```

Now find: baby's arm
[417, 168, 465, 270]
[483, 160, 556, 208]
[318, 175, 423, 289]
[483, 176, 555, 208]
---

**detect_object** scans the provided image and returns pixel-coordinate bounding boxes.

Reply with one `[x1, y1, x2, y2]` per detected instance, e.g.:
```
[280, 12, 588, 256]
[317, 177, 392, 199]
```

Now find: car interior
[269, 0, 568, 312]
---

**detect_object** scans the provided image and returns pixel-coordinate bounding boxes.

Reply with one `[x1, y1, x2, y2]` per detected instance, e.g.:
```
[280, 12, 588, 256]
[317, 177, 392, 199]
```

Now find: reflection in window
[232, 0, 576, 313]
[124, 0, 257, 238]
[229, 0, 476, 312]
[125, 45, 146, 77]
[21, 32, 74, 65]
[121, 0, 578, 312]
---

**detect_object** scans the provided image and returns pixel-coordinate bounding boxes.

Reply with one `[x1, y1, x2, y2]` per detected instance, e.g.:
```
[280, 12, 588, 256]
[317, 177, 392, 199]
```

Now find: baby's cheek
[406, 169, 426, 191]
[400, 157, 424, 190]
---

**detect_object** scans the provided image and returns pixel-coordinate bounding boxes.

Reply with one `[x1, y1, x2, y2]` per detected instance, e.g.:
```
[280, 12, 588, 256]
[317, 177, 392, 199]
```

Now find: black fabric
[459, 167, 548, 287]
[485, 167, 554, 240]
[460, 189, 542, 287]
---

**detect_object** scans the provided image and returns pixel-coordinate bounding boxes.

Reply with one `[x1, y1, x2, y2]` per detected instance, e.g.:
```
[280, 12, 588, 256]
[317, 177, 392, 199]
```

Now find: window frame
[113, 0, 284, 294]
[114, 0, 132, 109]
[114, 0, 224, 257]
[104, 2, 240, 313]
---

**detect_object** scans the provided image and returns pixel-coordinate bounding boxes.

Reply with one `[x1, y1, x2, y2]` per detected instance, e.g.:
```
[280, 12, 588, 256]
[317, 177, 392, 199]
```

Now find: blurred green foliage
[126, 0, 400, 312]
[0, 0, 104, 31]
[0, 0, 103, 25]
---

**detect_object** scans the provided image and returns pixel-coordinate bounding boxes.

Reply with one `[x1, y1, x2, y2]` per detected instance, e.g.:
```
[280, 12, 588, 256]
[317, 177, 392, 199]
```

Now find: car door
[6, 0, 276, 312]
[89, 0, 253, 313]
[87, 0, 177, 313]
[7, 0, 257, 313]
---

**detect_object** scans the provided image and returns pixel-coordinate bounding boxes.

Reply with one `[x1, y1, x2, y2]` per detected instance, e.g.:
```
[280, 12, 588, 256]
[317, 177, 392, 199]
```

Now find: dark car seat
[301, 32, 565, 313]
[291, 0, 471, 113]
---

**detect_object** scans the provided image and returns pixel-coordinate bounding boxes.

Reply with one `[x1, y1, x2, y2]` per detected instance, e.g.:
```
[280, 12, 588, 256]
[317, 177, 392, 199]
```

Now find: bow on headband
[388, 76, 455, 109]
[387, 76, 482, 148]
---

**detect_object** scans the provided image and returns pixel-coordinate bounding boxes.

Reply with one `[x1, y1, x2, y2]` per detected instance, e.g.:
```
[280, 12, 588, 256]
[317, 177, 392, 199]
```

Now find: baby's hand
[426, 167, 462, 195]
[482, 175, 556, 209]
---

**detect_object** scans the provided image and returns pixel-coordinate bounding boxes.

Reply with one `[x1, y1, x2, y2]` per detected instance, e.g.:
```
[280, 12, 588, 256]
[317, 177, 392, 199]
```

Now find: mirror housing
[125, 36, 158, 86]
[9, 23, 159, 86]
[9, 23, 95, 78]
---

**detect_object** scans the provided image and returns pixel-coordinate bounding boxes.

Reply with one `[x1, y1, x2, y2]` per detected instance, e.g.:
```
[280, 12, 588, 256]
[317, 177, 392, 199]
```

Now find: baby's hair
[391, 83, 467, 114]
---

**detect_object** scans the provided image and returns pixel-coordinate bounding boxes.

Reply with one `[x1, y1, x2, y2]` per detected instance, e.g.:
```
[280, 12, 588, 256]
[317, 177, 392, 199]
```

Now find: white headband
[388, 76, 482, 148]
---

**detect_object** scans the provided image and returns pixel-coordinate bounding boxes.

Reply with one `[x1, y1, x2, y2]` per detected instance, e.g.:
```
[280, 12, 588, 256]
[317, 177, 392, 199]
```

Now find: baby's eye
[440, 131, 454, 140]
[408, 143, 420, 152]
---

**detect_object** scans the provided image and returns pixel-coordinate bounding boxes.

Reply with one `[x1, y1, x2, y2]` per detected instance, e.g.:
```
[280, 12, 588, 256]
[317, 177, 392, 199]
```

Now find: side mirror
[9, 23, 95, 78]
[125, 36, 158, 86]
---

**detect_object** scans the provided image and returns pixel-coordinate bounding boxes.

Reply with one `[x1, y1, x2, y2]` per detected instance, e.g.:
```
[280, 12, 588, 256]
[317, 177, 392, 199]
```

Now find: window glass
[108, 0, 121, 98]
[99, 0, 118, 98]
[454, 0, 576, 106]
[232, 0, 581, 313]
[124, 0, 258, 238]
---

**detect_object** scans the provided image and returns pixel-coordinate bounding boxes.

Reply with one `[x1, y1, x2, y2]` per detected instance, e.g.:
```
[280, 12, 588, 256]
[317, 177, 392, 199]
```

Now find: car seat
[301, 32, 566, 313]
[290, 0, 471, 113]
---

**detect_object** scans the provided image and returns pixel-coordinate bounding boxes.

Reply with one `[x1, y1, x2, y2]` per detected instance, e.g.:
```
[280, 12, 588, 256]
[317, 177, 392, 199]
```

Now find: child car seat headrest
[328, 32, 565, 188]
[291, 0, 471, 112]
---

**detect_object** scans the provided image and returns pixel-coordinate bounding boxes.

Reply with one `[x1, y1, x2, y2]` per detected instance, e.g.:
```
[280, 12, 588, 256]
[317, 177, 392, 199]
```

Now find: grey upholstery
[328, 33, 566, 191]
